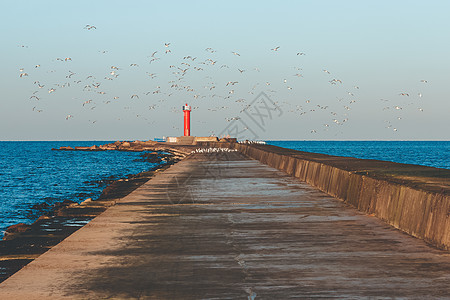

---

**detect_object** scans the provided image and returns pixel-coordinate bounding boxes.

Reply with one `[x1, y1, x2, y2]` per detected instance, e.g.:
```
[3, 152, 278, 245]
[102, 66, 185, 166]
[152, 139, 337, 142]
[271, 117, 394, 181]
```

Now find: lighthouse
[183, 104, 191, 136]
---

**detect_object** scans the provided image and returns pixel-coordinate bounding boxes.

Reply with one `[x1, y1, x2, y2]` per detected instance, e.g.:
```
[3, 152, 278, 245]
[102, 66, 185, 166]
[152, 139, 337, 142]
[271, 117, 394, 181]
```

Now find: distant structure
[164, 103, 235, 144]
[183, 104, 191, 136]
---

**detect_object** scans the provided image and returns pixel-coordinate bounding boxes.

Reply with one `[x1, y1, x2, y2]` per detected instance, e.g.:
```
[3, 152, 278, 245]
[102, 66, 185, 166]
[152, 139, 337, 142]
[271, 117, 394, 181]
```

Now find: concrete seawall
[200, 142, 450, 251]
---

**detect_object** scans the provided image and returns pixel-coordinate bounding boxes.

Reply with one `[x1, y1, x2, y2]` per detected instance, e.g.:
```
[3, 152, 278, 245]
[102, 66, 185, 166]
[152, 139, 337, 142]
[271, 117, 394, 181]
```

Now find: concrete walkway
[0, 152, 449, 299]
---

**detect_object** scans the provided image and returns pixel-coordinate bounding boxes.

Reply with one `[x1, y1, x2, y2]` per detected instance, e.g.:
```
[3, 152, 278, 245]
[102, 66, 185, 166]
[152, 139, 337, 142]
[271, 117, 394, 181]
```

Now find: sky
[1, 0, 449, 141]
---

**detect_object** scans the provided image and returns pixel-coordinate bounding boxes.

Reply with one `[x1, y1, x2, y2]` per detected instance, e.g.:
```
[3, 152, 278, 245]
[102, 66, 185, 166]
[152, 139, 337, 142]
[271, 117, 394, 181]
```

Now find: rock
[3, 223, 32, 240]
[59, 146, 73, 150]
[80, 198, 92, 206]
[121, 142, 131, 148]
[31, 202, 50, 210]
[53, 199, 77, 208]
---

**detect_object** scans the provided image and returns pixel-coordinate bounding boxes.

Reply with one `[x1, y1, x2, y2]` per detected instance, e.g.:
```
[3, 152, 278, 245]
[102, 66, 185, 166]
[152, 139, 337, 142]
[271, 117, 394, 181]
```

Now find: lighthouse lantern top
[183, 104, 191, 111]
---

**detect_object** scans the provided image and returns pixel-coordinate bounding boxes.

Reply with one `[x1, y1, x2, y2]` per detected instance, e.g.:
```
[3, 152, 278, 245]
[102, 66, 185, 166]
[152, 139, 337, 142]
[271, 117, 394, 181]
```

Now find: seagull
[420, 80, 428, 83]
[19, 73, 28, 77]
[323, 69, 330, 74]
[399, 93, 409, 96]
[65, 57, 72, 61]
[131, 94, 139, 99]
[238, 69, 245, 73]
[418, 93, 422, 98]
[30, 95, 40, 100]
[130, 63, 139, 67]
[48, 88, 56, 93]
[164, 43, 170, 47]
[35, 64, 41, 68]
[231, 51, 240, 56]
[65, 114, 73, 120]
[271, 46, 280, 51]
[296, 52, 306, 55]
[82, 100, 92, 106]
[84, 25, 96, 30]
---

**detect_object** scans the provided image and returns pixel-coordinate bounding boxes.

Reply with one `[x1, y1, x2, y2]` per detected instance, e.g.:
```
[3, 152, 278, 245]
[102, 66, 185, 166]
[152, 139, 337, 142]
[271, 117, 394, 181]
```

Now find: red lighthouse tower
[183, 104, 191, 136]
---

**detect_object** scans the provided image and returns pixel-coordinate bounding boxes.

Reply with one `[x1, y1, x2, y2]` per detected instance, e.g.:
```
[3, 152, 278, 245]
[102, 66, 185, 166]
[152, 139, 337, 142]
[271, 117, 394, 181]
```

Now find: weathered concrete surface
[0, 152, 449, 299]
[209, 143, 450, 251]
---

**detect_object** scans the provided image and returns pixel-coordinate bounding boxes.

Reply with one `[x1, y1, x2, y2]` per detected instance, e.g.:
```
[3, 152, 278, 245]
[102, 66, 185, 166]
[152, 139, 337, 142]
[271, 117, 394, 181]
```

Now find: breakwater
[201, 142, 450, 251]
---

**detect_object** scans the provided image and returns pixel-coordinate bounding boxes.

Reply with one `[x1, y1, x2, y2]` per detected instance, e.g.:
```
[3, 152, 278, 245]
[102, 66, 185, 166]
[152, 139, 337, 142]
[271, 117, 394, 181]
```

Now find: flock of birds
[16, 24, 429, 136]
[238, 140, 267, 144]
[191, 148, 239, 154]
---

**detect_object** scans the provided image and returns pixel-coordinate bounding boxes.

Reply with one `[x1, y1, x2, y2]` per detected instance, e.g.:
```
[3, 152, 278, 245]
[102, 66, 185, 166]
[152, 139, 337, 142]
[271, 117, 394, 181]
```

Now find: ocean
[266, 141, 450, 170]
[0, 140, 448, 237]
[0, 141, 163, 235]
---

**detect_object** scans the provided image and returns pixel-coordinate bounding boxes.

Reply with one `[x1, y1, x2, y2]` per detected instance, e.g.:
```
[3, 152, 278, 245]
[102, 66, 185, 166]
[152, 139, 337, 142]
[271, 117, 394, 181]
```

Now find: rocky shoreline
[0, 142, 195, 283]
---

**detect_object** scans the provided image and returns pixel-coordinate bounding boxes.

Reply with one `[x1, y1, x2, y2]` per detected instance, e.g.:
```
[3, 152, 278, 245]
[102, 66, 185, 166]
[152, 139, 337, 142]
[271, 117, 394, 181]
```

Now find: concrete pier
[0, 152, 449, 298]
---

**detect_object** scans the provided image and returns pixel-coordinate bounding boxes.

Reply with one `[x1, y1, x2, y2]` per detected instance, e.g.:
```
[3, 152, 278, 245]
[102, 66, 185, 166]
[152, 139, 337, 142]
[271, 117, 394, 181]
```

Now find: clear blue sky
[1, 0, 449, 141]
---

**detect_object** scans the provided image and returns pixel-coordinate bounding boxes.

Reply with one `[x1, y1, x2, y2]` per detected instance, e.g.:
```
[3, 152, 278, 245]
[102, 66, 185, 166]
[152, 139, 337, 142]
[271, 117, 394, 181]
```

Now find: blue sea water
[0, 141, 163, 235]
[266, 141, 450, 170]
